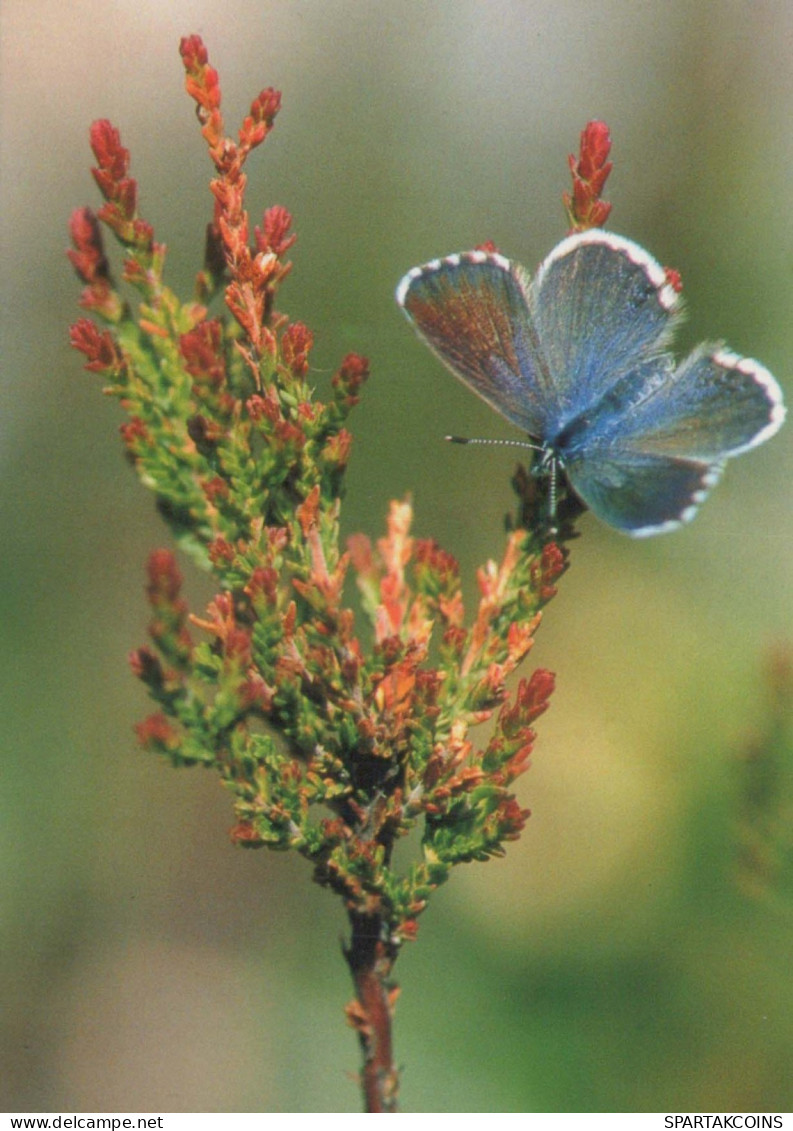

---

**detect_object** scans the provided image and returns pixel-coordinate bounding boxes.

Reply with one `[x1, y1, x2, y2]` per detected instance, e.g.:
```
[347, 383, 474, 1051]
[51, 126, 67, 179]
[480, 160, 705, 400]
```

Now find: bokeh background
[2, 0, 793, 1114]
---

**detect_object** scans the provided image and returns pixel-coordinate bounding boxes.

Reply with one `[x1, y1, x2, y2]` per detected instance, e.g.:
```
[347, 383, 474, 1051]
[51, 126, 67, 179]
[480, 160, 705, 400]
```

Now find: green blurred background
[2, 0, 792, 1113]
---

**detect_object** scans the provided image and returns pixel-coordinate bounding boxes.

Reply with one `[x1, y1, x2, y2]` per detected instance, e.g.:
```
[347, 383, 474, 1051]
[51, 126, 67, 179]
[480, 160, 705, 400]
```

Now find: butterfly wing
[616, 345, 785, 460]
[531, 230, 682, 435]
[563, 449, 723, 536]
[396, 251, 557, 438]
[561, 346, 785, 536]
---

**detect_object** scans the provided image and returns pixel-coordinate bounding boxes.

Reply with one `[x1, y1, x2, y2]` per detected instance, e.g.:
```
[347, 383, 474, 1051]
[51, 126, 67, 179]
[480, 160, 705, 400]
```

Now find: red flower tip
[332, 353, 370, 401]
[70, 318, 122, 372]
[246, 393, 277, 425]
[321, 428, 353, 471]
[664, 266, 683, 293]
[541, 540, 566, 583]
[245, 566, 280, 606]
[89, 120, 130, 182]
[516, 668, 556, 725]
[179, 34, 209, 71]
[67, 207, 110, 283]
[495, 797, 530, 839]
[179, 320, 226, 385]
[225, 626, 253, 665]
[575, 120, 612, 183]
[255, 205, 296, 258]
[229, 821, 266, 846]
[208, 536, 236, 565]
[441, 624, 467, 658]
[250, 87, 282, 128]
[69, 317, 99, 351]
[475, 240, 500, 254]
[399, 919, 420, 942]
[180, 34, 222, 113]
[135, 712, 181, 751]
[564, 120, 613, 233]
[530, 541, 567, 600]
[488, 668, 555, 773]
[280, 321, 313, 377]
[238, 88, 281, 151]
[88, 123, 140, 230]
[414, 539, 460, 581]
[120, 417, 150, 450]
[239, 672, 275, 713]
[68, 211, 124, 317]
[296, 484, 321, 535]
[146, 549, 183, 603]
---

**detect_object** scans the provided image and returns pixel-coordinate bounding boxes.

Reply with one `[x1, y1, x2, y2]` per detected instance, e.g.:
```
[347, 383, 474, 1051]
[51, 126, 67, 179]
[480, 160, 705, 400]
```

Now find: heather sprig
[69, 35, 573, 1112]
[563, 119, 613, 231]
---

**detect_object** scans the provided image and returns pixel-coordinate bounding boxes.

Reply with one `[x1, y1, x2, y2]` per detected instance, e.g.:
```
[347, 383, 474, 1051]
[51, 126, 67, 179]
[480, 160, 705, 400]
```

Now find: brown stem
[344, 911, 400, 1112]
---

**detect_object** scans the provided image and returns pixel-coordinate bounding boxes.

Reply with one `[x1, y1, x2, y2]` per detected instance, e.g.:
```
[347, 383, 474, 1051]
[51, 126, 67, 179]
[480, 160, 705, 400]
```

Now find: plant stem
[345, 911, 400, 1112]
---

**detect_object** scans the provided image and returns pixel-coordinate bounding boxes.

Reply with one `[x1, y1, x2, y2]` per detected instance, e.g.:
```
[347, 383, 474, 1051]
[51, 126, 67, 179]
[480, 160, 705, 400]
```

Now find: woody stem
[345, 911, 400, 1113]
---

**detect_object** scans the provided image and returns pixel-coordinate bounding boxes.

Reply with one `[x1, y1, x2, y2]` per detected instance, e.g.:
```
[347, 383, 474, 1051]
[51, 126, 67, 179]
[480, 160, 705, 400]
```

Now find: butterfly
[396, 229, 786, 536]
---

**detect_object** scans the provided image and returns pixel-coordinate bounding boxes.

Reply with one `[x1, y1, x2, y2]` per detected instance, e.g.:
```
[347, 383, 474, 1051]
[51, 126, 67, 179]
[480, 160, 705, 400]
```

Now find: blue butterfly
[396, 230, 786, 536]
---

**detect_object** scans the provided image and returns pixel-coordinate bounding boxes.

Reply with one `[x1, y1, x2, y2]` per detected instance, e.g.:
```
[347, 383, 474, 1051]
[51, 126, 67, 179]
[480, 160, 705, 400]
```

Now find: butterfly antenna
[444, 435, 543, 452]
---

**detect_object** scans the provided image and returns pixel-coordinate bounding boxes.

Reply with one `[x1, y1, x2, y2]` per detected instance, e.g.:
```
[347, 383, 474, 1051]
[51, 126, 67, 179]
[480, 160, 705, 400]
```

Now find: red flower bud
[564, 120, 613, 232]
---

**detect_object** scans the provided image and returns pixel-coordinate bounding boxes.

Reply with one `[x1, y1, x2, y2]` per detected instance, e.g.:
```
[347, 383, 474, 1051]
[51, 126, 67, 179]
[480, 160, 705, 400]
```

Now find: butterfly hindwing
[557, 343, 784, 532]
[563, 447, 724, 536]
[611, 345, 785, 461]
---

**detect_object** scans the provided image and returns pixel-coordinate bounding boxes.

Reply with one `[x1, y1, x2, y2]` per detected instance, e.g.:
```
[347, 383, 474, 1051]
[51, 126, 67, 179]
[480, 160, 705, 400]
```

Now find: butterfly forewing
[531, 231, 682, 433]
[397, 252, 557, 437]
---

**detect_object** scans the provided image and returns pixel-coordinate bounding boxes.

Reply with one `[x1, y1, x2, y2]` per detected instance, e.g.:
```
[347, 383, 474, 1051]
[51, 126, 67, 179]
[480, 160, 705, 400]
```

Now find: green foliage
[68, 36, 567, 953]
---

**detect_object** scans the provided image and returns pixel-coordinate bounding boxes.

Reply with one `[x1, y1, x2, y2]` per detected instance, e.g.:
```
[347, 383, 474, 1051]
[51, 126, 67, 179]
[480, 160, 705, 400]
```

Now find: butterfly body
[397, 230, 785, 536]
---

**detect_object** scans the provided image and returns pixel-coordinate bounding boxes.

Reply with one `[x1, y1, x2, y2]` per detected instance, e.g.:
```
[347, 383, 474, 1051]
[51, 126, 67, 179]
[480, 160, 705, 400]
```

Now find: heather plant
[66, 35, 699, 1113]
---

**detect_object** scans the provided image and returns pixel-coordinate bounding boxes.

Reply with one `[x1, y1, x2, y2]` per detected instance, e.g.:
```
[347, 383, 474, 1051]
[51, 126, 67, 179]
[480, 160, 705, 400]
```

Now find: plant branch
[344, 911, 400, 1112]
